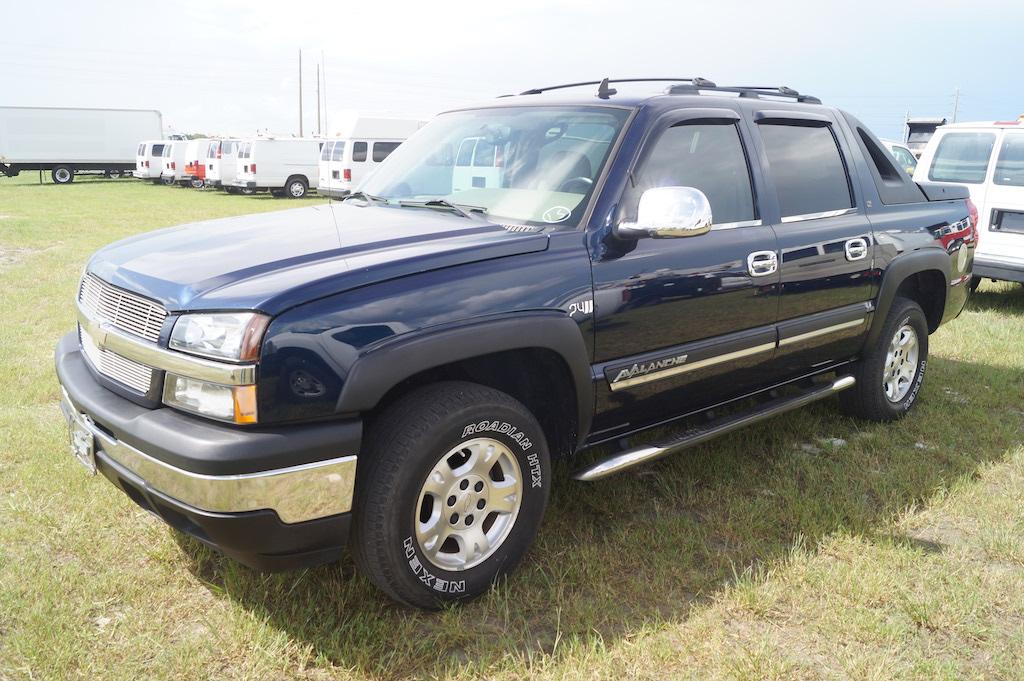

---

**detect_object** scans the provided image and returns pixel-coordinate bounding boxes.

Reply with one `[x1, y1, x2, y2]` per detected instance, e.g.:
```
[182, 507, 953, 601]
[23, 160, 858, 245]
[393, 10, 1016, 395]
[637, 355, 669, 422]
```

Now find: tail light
[343, 168, 351, 181]
[966, 197, 979, 245]
[250, 163, 256, 173]
[171, 161, 176, 170]
[216, 145, 222, 160]
[144, 160, 149, 168]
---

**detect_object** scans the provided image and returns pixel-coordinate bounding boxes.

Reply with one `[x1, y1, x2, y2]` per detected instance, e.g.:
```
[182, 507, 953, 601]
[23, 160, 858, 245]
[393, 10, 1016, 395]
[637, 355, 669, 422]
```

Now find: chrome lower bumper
[59, 387, 357, 524]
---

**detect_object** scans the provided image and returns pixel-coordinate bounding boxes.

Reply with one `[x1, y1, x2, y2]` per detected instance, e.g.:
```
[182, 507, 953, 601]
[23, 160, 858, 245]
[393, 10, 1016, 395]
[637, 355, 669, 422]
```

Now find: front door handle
[747, 250, 778, 277]
[845, 238, 868, 261]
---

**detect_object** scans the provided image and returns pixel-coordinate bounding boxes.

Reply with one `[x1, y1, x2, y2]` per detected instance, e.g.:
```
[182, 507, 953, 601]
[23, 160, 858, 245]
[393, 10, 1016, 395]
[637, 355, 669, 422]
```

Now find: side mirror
[616, 186, 713, 239]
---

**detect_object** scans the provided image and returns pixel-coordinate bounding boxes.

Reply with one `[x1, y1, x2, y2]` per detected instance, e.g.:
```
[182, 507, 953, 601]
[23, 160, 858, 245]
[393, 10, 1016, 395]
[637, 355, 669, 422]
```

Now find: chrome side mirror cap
[616, 186, 713, 239]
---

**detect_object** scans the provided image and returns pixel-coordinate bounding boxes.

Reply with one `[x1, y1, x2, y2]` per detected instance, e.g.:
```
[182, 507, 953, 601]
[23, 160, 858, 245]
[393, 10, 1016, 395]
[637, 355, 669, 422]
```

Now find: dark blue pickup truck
[55, 78, 978, 609]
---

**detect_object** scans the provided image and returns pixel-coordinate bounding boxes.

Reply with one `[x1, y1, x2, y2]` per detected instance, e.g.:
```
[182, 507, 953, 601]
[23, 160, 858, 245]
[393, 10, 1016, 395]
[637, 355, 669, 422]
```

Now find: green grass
[2, 173, 1024, 679]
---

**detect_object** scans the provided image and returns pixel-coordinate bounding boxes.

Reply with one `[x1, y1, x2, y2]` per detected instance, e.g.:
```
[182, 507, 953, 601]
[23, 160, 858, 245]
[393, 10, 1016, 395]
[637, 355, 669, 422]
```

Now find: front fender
[335, 312, 594, 445]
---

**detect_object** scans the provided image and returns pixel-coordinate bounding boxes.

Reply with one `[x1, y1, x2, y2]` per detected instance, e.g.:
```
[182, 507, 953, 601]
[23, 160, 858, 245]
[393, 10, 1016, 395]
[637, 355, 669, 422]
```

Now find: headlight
[169, 312, 270, 362]
[163, 374, 258, 424]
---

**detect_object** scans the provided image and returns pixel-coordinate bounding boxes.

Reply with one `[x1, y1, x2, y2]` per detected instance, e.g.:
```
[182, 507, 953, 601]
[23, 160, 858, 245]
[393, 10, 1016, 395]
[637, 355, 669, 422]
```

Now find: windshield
[358, 106, 630, 228]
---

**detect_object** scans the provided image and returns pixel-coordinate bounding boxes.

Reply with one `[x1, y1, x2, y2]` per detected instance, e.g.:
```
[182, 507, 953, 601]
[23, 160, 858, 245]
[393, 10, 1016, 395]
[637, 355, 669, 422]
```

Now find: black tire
[285, 176, 308, 199]
[839, 297, 929, 421]
[351, 381, 551, 610]
[190, 178, 204, 189]
[161, 176, 174, 186]
[105, 170, 122, 179]
[51, 166, 74, 184]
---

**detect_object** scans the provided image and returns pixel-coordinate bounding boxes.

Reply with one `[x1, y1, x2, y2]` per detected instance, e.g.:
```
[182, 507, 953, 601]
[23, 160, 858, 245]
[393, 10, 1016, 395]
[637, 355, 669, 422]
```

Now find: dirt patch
[0, 246, 40, 271]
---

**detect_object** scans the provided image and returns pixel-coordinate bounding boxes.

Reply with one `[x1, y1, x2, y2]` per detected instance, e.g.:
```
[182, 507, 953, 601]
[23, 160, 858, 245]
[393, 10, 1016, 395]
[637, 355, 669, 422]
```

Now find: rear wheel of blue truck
[351, 381, 551, 610]
[839, 296, 929, 421]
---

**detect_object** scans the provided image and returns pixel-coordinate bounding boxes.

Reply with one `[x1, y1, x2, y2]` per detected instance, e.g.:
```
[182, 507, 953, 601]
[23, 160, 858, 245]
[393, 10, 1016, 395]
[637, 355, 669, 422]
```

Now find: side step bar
[573, 375, 856, 482]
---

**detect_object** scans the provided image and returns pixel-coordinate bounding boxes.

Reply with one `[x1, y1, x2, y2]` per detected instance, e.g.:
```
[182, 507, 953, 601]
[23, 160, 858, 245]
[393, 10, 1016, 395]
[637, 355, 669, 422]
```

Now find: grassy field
[1, 173, 1023, 680]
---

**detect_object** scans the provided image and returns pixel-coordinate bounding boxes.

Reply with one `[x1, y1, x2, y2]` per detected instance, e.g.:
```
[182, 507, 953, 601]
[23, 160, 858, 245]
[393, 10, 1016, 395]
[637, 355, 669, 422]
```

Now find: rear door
[750, 110, 876, 374]
[980, 131, 1024, 267]
[319, 141, 334, 190]
[589, 107, 779, 438]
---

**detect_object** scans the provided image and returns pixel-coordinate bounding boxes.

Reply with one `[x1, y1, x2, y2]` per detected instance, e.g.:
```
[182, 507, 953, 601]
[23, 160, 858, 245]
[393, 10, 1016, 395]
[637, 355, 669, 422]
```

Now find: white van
[317, 117, 424, 198]
[231, 137, 321, 198]
[914, 117, 1024, 285]
[182, 138, 212, 188]
[159, 141, 189, 186]
[204, 139, 244, 191]
[135, 140, 169, 182]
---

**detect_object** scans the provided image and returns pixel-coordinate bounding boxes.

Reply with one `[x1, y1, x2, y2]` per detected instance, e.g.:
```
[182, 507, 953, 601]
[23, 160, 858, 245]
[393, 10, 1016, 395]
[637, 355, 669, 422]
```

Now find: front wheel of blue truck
[350, 381, 551, 610]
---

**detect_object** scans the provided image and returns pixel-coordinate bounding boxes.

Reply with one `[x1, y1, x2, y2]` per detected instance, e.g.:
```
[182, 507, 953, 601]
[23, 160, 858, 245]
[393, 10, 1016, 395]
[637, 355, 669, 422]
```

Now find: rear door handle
[845, 237, 868, 261]
[747, 250, 778, 277]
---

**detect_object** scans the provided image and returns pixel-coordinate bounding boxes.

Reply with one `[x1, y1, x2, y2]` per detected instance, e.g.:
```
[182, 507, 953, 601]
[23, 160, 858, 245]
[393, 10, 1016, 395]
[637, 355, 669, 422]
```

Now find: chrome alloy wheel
[414, 437, 523, 571]
[288, 181, 305, 197]
[883, 323, 919, 402]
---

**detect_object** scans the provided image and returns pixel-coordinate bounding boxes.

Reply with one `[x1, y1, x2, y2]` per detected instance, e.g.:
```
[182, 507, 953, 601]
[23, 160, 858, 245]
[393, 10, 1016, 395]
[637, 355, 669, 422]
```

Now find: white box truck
[231, 137, 322, 198]
[318, 117, 425, 198]
[0, 106, 162, 184]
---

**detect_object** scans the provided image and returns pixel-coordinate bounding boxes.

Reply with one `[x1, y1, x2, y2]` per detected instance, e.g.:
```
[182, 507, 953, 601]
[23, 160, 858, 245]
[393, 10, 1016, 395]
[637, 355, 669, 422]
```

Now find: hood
[88, 203, 549, 314]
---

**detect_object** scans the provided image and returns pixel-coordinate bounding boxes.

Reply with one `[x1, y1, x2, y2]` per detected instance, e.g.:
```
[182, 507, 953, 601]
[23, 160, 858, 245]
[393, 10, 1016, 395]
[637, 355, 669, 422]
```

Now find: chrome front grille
[79, 326, 154, 393]
[78, 273, 167, 343]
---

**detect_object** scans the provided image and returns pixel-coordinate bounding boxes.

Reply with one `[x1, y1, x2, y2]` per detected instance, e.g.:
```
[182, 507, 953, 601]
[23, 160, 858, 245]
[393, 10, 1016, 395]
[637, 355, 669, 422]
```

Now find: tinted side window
[759, 122, 852, 218]
[151, 144, 165, 156]
[352, 141, 368, 162]
[928, 132, 995, 183]
[321, 141, 333, 161]
[994, 134, 1024, 187]
[625, 121, 756, 225]
[373, 141, 401, 162]
[331, 141, 345, 162]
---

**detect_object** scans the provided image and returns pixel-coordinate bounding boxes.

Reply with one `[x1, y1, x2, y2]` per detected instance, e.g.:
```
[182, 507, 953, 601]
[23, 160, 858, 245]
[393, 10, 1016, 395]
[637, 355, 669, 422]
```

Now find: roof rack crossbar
[513, 78, 821, 105]
[519, 77, 717, 96]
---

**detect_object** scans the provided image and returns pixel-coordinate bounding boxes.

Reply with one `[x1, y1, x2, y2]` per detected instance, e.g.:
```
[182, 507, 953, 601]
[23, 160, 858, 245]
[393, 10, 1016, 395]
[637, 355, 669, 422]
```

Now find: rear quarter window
[321, 141, 334, 161]
[928, 132, 996, 183]
[331, 141, 345, 162]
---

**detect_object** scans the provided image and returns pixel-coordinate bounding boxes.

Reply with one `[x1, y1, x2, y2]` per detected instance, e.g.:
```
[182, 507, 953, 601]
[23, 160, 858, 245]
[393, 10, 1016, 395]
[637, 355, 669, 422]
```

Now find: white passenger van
[203, 138, 243, 191]
[159, 141, 189, 186]
[914, 116, 1024, 286]
[317, 117, 424, 198]
[135, 140, 168, 182]
[232, 137, 322, 198]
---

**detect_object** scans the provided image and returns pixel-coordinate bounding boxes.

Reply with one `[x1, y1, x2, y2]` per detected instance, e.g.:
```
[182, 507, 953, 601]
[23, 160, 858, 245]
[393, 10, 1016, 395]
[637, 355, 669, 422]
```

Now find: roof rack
[510, 78, 821, 104]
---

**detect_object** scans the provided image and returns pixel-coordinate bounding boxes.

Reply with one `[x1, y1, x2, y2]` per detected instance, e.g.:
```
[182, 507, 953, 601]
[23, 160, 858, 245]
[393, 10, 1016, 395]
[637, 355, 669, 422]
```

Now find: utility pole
[298, 49, 304, 137]
[321, 51, 328, 138]
[952, 87, 960, 123]
[316, 62, 321, 136]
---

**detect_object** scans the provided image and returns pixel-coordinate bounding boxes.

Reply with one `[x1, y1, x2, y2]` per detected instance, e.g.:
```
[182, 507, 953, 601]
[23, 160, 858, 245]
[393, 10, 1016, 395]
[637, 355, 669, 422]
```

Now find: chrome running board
[573, 375, 856, 482]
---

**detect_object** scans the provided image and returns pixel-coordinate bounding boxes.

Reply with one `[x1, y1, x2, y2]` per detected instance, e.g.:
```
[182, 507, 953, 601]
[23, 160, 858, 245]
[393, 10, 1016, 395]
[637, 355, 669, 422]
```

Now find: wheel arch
[336, 312, 594, 456]
[868, 249, 950, 347]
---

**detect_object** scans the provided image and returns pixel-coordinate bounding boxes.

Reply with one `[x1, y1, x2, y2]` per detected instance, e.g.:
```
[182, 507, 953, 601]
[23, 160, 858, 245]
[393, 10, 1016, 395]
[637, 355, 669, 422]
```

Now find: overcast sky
[3, 0, 1022, 140]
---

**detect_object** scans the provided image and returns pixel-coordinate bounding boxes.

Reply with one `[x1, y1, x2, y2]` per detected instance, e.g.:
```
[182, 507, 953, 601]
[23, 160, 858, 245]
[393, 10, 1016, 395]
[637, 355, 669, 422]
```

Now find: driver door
[589, 108, 779, 440]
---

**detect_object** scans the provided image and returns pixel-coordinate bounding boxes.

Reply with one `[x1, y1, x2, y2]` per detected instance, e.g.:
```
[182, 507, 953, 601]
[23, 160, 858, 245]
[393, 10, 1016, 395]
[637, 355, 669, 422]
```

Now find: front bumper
[55, 332, 361, 570]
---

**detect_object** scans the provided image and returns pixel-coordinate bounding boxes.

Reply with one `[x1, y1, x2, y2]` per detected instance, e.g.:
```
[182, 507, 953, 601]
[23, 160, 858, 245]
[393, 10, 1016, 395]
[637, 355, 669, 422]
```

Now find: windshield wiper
[341, 191, 388, 205]
[397, 199, 488, 219]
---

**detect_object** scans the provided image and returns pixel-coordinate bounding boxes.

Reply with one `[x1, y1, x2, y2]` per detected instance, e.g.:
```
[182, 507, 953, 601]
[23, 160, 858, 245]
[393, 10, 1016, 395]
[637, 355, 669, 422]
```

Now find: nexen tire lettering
[403, 537, 466, 593]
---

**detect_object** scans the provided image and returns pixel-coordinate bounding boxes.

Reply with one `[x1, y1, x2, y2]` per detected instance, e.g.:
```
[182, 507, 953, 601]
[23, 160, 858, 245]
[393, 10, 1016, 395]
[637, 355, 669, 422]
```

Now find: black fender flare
[335, 311, 594, 446]
[868, 248, 950, 347]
